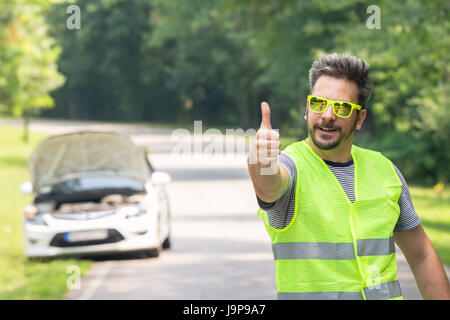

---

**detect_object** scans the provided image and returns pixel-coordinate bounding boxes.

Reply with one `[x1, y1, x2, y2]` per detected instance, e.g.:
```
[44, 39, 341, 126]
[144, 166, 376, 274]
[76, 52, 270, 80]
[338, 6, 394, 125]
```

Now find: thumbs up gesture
[249, 102, 281, 172]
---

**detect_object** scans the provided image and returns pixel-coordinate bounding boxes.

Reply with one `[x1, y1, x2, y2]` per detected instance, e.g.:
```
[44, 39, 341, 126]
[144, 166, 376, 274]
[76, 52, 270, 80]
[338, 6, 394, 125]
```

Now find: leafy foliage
[1, 0, 448, 183]
[0, 0, 64, 119]
[334, 0, 450, 184]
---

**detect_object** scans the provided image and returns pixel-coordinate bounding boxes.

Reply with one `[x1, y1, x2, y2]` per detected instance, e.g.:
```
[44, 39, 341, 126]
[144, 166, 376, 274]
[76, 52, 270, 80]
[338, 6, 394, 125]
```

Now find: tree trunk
[22, 113, 29, 143]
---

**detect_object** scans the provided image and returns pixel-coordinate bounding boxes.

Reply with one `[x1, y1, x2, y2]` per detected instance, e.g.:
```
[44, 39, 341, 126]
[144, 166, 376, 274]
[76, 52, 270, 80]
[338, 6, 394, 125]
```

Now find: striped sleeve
[392, 163, 422, 232]
[257, 153, 297, 229]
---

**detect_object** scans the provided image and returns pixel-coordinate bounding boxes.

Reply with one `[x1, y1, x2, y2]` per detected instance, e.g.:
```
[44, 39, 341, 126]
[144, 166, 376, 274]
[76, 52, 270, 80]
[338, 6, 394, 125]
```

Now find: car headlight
[119, 206, 146, 219]
[24, 205, 47, 225]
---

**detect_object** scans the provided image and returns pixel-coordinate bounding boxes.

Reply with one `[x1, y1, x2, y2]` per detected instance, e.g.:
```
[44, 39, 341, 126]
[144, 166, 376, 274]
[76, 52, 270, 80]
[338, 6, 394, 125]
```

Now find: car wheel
[162, 235, 171, 250]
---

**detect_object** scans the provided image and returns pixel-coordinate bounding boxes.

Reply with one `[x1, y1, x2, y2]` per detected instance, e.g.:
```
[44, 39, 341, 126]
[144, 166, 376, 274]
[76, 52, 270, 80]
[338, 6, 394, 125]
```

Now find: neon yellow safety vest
[258, 139, 403, 300]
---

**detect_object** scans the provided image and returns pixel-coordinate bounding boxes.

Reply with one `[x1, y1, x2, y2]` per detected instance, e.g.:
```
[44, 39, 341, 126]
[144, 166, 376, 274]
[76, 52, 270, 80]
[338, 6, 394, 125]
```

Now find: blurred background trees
[0, 0, 64, 141]
[0, 0, 448, 184]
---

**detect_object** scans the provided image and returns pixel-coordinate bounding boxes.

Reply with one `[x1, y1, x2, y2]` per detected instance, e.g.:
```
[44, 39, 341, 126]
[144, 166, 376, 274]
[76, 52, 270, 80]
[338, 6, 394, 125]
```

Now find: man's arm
[248, 102, 290, 203]
[248, 157, 290, 204]
[394, 225, 450, 299]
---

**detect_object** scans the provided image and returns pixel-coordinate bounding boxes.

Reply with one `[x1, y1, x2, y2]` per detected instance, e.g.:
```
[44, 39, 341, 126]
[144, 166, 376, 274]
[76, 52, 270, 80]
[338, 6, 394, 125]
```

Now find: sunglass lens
[310, 97, 327, 112]
[333, 102, 352, 117]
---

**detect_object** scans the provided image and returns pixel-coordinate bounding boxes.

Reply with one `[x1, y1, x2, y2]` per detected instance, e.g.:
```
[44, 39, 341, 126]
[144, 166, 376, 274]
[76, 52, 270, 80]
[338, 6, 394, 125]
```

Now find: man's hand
[248, 102, 288, 203]
[249, 102, 281, 173]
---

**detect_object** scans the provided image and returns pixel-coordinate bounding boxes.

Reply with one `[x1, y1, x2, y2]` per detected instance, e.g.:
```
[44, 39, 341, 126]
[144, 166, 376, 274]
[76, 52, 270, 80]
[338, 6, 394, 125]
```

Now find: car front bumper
[24, 214, 161, 258]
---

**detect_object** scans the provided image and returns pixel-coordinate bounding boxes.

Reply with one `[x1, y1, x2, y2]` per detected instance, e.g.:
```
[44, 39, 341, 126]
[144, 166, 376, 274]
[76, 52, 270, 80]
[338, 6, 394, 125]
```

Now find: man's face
[306, 75, 366, 151]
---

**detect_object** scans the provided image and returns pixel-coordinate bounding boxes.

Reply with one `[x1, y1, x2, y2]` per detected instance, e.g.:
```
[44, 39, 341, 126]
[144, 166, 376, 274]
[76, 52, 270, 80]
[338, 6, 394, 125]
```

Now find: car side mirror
[151, 171, 171, 185]
[20, 182, 33, 195]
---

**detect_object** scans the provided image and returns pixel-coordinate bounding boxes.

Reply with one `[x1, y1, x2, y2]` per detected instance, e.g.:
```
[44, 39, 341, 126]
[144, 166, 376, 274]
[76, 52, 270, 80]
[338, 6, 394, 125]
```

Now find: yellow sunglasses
[307, 95, 362, 119]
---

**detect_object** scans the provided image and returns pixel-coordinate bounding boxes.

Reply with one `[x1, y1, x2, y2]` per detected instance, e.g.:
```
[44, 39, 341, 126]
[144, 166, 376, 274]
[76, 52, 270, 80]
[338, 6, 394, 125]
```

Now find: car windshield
[35, 175, 145, 203]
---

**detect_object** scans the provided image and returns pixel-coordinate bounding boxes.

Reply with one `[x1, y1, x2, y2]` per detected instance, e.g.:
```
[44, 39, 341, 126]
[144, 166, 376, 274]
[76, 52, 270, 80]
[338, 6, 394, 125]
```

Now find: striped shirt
[258, 153, 422, 231]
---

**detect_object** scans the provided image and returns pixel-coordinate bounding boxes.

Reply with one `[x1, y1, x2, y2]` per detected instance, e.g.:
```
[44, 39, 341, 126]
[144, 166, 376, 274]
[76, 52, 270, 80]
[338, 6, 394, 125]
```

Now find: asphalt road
[3, 118, 447, 300]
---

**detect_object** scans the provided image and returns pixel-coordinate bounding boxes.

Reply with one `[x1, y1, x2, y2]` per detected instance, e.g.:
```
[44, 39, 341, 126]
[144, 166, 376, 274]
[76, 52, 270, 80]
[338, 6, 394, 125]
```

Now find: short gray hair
[309, 53, 372, 108]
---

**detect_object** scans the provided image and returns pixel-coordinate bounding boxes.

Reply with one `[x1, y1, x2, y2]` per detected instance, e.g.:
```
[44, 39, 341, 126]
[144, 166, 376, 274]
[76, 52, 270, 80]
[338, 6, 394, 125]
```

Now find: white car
[20, 131, 171, 258]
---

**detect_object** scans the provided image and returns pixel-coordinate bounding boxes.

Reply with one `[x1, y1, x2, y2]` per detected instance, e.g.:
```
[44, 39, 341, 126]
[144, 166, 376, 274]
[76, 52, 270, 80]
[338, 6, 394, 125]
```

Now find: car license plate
[64, 230, 108, 242]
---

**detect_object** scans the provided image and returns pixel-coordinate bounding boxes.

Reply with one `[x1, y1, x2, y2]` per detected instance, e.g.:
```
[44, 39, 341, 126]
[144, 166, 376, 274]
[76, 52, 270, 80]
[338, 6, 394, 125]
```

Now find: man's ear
[355, 109, 367, 130]
[304, 100, 309, 120]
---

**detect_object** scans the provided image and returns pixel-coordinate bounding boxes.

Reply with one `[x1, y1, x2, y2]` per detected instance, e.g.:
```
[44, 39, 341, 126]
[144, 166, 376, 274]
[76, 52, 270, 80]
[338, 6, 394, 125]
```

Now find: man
[248, 53, 450, 300]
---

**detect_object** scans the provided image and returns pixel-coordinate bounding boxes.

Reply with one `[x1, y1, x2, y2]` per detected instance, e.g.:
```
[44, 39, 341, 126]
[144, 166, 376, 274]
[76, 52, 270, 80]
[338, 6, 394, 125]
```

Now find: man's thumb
[260, 101, 272, 129]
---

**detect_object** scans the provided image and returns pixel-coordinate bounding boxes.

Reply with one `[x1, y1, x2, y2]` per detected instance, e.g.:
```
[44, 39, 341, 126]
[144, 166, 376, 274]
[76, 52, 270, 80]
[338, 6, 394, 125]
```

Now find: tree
[46, 0, 157, 122]
[0, 0, 65, 142]
[148, 0, 269, 127]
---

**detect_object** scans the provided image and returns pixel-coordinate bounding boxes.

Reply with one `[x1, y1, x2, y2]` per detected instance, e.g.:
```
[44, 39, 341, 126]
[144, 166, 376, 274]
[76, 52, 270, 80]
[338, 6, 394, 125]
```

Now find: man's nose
[321, 103, 336, 120]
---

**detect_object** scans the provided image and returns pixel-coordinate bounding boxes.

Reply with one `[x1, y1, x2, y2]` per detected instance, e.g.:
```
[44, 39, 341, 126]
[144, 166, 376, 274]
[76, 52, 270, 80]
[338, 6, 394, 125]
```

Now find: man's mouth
[316, 126, 338, 134]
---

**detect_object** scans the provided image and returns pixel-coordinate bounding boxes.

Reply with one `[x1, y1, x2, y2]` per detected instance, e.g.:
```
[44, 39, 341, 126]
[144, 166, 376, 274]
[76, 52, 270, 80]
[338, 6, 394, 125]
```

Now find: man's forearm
[247, 159, 288, 203]
[407, 236, 450, 299]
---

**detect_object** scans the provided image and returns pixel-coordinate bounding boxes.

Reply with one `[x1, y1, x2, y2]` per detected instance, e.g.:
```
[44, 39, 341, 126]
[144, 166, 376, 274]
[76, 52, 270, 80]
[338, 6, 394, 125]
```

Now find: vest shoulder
[353, 145, 400, 183]
[282, 141, 308, 164]
[352, 145, 392, 163]
[283, 141, 304, 154]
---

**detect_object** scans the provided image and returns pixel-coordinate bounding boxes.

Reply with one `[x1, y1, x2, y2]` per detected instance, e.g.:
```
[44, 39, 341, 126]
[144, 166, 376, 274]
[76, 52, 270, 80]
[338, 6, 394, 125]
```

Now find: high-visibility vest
[258, 139, 403, 300]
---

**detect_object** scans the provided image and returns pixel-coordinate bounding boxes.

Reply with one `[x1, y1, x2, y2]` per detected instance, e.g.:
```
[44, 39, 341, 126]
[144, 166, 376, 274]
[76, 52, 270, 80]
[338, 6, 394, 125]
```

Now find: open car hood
[29, 131, 150, 192]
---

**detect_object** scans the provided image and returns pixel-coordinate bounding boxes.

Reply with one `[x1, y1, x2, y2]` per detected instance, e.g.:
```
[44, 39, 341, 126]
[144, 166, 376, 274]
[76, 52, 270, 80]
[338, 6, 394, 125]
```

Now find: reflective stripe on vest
[278, 280, 402, 300]
[272, 237, 395, 260]
[357, 237, 396, 256]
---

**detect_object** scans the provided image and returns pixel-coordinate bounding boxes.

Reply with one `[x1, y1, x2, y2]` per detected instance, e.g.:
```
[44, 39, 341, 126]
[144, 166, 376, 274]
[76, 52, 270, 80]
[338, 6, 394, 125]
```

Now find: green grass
[0, 126, 92, 299]
[409, 186, 450, 266]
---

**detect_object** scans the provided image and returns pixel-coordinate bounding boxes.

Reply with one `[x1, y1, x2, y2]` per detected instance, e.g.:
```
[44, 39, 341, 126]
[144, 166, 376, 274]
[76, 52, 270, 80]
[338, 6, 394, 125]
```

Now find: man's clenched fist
[249, 102, 281, 174]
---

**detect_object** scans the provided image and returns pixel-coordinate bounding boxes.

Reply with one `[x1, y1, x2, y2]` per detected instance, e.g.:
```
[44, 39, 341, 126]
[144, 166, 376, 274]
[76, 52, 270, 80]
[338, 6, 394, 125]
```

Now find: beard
[308, 118, 357, 150]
